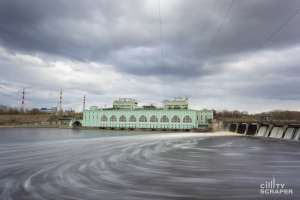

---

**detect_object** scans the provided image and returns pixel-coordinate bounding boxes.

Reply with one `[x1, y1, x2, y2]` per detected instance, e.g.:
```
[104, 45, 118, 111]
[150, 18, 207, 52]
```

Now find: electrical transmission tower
[21, 88, 25, 112]
[59, 88, 63, 115]
[83, 95, 86, 112]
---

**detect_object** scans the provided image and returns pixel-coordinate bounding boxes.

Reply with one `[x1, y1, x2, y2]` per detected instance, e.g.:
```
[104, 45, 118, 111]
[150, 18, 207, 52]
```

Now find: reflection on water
[0, 128, 146, 143]
[0, 128, 299, 200]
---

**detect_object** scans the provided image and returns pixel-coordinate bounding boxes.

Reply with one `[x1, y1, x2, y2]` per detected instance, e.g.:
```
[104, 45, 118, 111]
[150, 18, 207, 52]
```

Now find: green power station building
[77, 98, 213, 130]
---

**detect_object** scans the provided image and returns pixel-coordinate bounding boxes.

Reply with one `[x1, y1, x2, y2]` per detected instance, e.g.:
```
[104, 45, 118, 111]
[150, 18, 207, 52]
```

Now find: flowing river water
[0, 128, 299, 200]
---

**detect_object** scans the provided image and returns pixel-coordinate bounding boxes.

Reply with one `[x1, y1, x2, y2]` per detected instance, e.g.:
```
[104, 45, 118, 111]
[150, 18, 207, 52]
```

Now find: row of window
[86, 115, 193, 123]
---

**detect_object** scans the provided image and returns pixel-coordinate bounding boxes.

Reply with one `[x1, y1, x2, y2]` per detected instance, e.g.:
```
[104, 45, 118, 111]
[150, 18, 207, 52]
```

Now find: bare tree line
[214, 110, 300, 122]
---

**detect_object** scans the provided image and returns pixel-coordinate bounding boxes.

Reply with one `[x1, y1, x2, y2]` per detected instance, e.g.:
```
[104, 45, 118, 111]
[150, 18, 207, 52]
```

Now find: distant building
[257, 113, 272, 122]
[64, 108, 75, 114]
[40, 107, 57, 113]
[113, 98, 138, 110]
[76, 98, 213, 130]
[163, 97, 188, 109]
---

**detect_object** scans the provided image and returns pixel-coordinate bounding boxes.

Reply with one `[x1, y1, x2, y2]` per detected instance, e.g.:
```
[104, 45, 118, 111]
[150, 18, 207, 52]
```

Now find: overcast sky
[0, 0, 300, 113]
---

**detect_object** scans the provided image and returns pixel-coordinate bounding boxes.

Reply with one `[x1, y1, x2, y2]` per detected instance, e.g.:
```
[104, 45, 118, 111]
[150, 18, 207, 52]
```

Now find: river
[0, 128, 299, 200]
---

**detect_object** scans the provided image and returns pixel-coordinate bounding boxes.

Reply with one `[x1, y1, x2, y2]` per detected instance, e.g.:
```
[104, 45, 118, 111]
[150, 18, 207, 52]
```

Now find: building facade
[78, 98, 213, 130]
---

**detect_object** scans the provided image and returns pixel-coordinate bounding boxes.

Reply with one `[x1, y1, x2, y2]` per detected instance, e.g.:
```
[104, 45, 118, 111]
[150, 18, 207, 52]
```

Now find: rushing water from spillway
[0, 128, 300, 200]
[256, 126, 267, 137]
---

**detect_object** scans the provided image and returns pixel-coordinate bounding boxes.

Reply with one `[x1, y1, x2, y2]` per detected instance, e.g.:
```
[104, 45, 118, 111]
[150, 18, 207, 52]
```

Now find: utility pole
[21, 88, 25, 112]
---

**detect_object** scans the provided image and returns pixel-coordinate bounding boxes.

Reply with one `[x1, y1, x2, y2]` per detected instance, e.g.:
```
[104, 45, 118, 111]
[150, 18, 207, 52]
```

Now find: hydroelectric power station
[73, 98, 213, 130]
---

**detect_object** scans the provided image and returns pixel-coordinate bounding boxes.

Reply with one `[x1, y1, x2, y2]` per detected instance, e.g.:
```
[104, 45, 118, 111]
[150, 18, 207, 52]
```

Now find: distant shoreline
[0, 125, 71, 129]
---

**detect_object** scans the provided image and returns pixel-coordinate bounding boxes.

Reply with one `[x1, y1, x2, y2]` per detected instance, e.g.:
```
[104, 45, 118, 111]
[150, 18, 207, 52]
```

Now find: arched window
[110, 115, 117, 122]
[160, 115, 169, 123]
[119, 115, 126, 122]
[150, 115, 158, 122]
[139, 115, 147, 122]
[183, 115, 192, 123]
[101, 115, 108, 121]
[129, 115, 136, 122]
[171, 115, 180, 123]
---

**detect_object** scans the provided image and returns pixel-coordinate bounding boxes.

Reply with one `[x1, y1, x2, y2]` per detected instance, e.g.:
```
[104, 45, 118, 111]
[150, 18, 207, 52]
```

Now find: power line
[158, 0, 164, 67]
[259, 8, 300, 49]
[207, 0, 236, 56]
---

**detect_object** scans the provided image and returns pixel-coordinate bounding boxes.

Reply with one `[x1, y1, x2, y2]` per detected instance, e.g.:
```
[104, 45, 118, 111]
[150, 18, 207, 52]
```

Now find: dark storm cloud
[0, 0, 123, 59]
[1, 0, 299, 76]
[0, 0, 300, 110]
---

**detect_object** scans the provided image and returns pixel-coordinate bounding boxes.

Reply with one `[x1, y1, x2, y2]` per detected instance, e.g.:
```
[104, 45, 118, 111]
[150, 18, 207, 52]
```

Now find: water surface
[0, 128, 299, 200]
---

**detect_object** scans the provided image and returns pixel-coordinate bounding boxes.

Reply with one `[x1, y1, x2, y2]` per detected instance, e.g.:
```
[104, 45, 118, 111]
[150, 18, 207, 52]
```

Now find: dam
[225, 121, 300, 141]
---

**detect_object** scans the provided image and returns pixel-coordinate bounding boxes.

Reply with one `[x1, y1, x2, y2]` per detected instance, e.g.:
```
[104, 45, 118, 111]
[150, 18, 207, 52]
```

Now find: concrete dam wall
[225, 122, 300, 141]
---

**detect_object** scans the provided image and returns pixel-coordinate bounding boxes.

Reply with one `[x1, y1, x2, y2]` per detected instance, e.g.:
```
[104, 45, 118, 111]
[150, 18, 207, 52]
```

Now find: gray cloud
[0, 0, 300, 111]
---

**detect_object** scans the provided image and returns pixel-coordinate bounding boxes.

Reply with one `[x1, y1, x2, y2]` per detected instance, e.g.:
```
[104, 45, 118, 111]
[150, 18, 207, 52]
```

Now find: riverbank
[0, 113, 76, 129]
[0, 114, 52, 125]
[0, 125, 71, 129]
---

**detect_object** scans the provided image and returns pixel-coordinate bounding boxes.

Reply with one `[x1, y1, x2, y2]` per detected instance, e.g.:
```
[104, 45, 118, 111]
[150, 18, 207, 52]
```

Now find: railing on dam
[225, 121, 300, 141]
